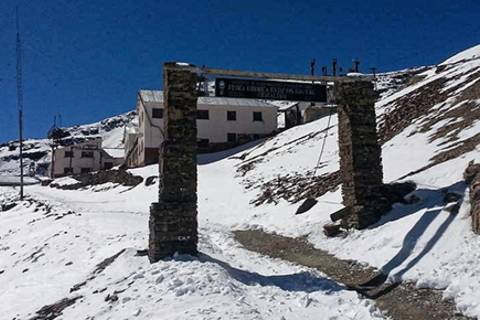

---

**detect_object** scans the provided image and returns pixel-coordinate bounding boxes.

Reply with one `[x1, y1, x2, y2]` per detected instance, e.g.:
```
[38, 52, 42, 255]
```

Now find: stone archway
[148, 62, 385, 262]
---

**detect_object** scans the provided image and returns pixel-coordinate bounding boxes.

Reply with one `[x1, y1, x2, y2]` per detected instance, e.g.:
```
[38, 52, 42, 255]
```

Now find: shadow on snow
[358, 180, 467, 296]
[166, 252, 344, 294]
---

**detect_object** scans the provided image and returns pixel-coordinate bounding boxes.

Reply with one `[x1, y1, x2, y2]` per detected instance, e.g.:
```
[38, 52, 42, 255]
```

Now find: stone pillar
[337, 81, 387, 229]
[148, 63, 198, 262]
[464, 161, 480, 234]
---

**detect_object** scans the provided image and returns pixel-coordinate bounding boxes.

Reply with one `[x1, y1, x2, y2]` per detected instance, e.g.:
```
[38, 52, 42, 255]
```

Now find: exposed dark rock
[47, 128, 71, 140]
[69, 281, 87, 293]
[444, 202, 460, 215]
[443, 192, 463, 204]
[69, 249, 126, 294]
[378, 77, 449, 144]
[323, 223, 343, 237]
[295, 198, 318, 215]
[105, 293, 119, 303]
[1, 202, 17, 211]
[41, 179, 53, 186]
[1, 150, 48, 162]
[464, 161, 480, 184]
[330, 207, 351, 222]
[93, 249, 126, 274]
[145, 176, 157, 186]
[378, 182, 417, 205]
[50, 169, 143, 190]
[135, 249, 148, 256]
[29, 297, 82, 320]
[251, 170, 341, 206]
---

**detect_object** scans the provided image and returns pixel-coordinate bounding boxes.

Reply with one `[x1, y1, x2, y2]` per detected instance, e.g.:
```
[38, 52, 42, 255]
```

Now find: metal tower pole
[16, 7, 24, 199]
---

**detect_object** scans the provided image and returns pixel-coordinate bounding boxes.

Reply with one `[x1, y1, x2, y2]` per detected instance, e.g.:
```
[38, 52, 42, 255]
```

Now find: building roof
[139, 90, 275, 108]
[103, 148, 124, 159]
[139, 90, 163, 103]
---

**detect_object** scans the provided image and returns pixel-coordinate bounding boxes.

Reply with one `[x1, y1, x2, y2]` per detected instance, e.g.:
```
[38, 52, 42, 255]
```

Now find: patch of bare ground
[28, 249, 126, 320]
[249, 170, 341, 206]
[397, 73, 480, 180]
[420, 71, 480, 144]
[29, 297, 82, 320]
[379, 68, 480, 144]
[234, 230, 472, 320]
[49, 169, 143, 190]
[399, 132, 480, 180]
[378, 77, 451, 143]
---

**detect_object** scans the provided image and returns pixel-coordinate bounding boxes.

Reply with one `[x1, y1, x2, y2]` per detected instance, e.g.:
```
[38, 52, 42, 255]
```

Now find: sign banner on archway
[215, 78, 327, 102]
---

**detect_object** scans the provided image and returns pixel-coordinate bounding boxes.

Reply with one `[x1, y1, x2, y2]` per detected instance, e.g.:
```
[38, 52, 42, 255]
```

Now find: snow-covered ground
[2, 44, 480, 319]
[0, 171, 384, 320]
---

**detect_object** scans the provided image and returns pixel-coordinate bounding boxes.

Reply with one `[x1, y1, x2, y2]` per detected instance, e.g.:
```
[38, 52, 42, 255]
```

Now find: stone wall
[336, 81, 389, 229]
[464, 161, 480, 234]
[148, 63, 199, 262]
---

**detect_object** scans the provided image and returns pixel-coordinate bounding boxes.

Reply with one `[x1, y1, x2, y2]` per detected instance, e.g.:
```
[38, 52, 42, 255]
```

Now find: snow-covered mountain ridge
[0, 111, 136, 176]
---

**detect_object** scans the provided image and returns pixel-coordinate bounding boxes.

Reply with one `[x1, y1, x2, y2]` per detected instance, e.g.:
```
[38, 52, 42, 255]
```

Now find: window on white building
[227, 111, 236, 121]
[253, 112, 263, 122]
[152, 108, 163, 119]
[81, 151, 94, 158]
[197, 110, 209, 120]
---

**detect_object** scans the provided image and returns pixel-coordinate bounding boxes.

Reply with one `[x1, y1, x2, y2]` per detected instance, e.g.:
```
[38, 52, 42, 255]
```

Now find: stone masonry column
[336, 81, 386, 229]
[148, 62, 198, 262]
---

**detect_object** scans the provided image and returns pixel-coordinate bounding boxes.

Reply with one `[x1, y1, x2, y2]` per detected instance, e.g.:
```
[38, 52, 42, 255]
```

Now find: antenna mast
[16, 7, 24, 200]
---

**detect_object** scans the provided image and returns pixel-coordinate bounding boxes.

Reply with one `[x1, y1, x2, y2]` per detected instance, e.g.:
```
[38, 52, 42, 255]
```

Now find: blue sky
[1, 0, 479, 142]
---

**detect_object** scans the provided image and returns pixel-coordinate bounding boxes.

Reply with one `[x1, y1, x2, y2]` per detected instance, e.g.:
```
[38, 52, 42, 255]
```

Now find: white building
[123, 119, 140, 168]
[50, 137, 123, 177]
[125, 90, 278, 167]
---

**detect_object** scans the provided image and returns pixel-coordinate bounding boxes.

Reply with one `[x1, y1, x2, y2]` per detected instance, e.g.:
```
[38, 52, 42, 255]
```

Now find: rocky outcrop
[50, 169, 143, 190]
